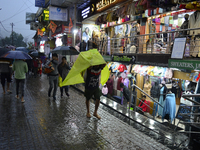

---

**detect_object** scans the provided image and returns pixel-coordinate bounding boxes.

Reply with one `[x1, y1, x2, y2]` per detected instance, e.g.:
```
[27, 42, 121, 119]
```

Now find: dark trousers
[48, 76, 58, 98]
[33, 67, 38, 77]
[16, 79, 25, 96]
[60, 86, 69, 96]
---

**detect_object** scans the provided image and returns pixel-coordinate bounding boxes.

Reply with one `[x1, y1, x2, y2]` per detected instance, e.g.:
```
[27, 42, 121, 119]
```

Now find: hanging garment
[188, 11, 200, 36]
[158, 86, 165, 116]
[162, 93, 176, 123]
[123, 78, 129, 88]
[117, 77, 123, 90]
[150, 82, 160, 99]
[118, 64, 127, 72]
[106, 78, 114, 96]
[143, 82, 152, 100]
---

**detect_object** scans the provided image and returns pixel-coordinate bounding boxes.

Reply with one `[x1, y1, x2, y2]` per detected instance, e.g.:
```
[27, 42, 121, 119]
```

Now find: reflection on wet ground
[0, 75, 170, 149]
[73, 84, 190, 149]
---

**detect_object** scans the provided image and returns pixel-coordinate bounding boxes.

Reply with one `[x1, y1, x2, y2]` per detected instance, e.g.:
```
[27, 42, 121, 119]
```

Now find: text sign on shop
[111, 55, 135, 64]
[43, 9, 49, 21]
[49, 6, 68, 21]
[168, 59, 200, 70]
[96, 0, 117, 11]
[82, 7, 90, 19]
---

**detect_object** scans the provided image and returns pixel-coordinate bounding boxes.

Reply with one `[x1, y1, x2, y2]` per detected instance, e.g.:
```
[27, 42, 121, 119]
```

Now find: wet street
[0, 74, 170, 150]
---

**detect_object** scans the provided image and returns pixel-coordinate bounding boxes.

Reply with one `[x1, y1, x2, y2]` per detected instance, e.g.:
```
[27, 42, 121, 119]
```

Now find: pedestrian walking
[83, 64, 105, 119]
[38, 58, 42, 77]
[0, 60, 13, 94]
[32, 57, 38, 78]
[45, 53, 59, 100]
[12, 59, 28, 103]
[58, 56, 70, 98]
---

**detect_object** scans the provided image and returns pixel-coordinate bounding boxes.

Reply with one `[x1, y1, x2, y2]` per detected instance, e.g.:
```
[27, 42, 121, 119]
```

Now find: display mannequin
[158, 81, 168, 118]
[143, 79, 152, 100]
[150, 82, 160, 102]
[180, 14, 189, 36]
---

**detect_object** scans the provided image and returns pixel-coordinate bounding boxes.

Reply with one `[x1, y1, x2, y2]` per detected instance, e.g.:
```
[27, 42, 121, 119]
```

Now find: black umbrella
[30, 51, 45, 57]
[0, 48, 11, 57]
[52, 46, 79, 55]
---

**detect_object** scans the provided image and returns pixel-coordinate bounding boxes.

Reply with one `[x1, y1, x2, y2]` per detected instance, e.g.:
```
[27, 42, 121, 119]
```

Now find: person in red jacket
[138, 95, 149, 113]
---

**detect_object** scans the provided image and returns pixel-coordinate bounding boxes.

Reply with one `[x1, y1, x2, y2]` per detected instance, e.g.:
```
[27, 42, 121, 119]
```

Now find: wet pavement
[0, 74, 170, 150]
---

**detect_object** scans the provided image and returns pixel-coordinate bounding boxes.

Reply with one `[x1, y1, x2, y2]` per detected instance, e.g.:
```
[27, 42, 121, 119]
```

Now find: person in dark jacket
[120, 83, 130, 104]
[58, 56, 71, 98]
[44, 53, 59, 100]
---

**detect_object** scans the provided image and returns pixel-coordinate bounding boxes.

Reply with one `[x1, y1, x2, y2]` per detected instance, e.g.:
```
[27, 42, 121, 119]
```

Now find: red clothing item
[117, 77, 123, 90]
[138, 100, 149, 112]
[118, 64, 127, 72]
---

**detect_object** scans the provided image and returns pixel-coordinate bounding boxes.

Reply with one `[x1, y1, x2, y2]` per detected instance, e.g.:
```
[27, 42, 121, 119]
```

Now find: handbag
[44, 62, 53, 74]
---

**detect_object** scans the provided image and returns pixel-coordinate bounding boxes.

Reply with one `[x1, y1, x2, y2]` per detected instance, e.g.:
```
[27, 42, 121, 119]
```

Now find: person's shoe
[21, 99, 25, 103]
[93, 113, 101, 119]
[87, 113, 91, 118]
[15, 95, 19, 99]
[66, 93, 70, 97]
[7, 90, 12, 94]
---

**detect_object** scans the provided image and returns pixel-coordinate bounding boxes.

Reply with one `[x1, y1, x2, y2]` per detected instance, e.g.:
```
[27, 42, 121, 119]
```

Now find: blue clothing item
[158, 87, 165, 116]
[162, 93, 176, 123]
[153, 103, 158, 117]
[182, 80, 185, 91]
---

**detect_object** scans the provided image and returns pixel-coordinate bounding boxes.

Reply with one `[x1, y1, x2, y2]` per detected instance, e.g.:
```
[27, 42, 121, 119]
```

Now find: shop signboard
[103, 56, 112, 62]
[67, 34, 72, 46]
[49, 6, 68, 22]
[43, 9, 49, 21]
[26, 13, 36, 24]
[35, 0, 45, 7]
[168, 59, 200, 70]
[95, 0, 127, 12]
[111, 54, 135, 64]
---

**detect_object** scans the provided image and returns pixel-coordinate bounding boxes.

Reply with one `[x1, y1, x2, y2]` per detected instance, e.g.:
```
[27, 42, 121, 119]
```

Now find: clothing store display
[162, 93, 176, 123]
[188, 11, 200, 36]
[181, 91, 193, 105]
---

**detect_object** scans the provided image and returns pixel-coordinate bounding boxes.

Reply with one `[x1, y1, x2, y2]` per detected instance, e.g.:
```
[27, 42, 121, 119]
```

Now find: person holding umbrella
[58, 56, 71, 98]
[12, 59, 28, 103]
